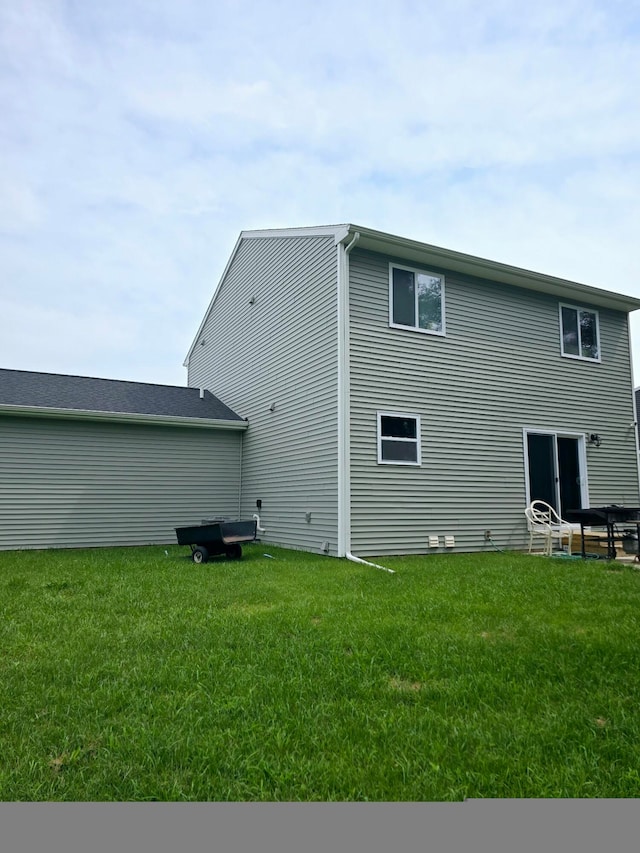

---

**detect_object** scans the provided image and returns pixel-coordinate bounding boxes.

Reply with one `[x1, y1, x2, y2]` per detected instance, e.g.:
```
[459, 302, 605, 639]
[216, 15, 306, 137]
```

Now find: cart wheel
[226, 544, 242, 560]
[192, 546, 209, 564]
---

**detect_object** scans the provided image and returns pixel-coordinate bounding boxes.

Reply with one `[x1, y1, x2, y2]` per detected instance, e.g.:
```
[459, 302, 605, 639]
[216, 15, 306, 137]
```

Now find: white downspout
[627, 319, 640, 503]
[337, 230, 395, 575]
[238, 428, 243, 520]
[346, 552, 395, 573]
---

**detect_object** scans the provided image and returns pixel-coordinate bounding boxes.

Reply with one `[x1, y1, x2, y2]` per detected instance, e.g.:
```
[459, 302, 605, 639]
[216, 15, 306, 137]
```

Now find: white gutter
[0, 404, 249, 431]
[348, 225, 640, 313]
[336, 230, 396, 574]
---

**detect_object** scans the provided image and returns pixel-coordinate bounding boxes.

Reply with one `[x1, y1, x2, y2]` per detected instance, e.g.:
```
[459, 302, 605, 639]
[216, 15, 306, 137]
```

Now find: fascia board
[183, 232, 245, 368]
[183, 225, 350, 369]
[239, 225, 349, 242]
[0, 404, 248, 430]
[348, 225, 640, 313]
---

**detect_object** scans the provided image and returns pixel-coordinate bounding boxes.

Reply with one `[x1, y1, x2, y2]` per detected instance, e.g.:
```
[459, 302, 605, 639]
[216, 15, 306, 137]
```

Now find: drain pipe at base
[347, 552, 396, 574]
[337, 230, 395, 575]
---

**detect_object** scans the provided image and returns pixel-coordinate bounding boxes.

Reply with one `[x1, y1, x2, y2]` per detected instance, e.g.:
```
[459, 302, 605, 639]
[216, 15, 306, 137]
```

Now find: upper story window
[389, 263, 445, 335]
[559, 304, 600, 362]
[377, 412, 421, 465]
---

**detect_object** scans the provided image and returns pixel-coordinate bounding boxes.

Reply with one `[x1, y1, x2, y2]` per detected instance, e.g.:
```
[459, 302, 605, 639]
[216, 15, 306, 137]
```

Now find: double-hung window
[389, 263, 445, 335]
[377, 412, 421, 465]
[559, 303, 600, 362]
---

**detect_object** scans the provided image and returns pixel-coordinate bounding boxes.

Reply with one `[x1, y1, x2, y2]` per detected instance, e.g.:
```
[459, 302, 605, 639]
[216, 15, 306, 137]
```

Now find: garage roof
[0, 369, 247, 429]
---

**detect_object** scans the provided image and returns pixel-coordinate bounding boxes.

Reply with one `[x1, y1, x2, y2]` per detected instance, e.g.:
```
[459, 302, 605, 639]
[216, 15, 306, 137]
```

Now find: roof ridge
[0, 367, 195, 391]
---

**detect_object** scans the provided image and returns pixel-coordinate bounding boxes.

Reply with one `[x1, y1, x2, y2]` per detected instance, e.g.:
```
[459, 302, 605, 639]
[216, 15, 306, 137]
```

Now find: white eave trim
[183, 232, 245, 369]
[0, 404, 248, 430]
[345, 225, 640, 313]
[183, 225, 350, 369]
[240, 224, 349, 242]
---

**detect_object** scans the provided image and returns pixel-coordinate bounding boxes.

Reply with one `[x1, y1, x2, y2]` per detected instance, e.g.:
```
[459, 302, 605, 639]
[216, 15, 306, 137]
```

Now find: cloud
[126, 76, 272, 125]
[0, 177, 44, 233]
[1, 0, 640, 384]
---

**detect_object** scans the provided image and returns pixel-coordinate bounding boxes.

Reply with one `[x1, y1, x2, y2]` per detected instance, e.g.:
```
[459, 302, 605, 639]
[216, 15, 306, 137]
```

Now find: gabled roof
[0, 368, 246, 429]
[184, 223, 640, 366]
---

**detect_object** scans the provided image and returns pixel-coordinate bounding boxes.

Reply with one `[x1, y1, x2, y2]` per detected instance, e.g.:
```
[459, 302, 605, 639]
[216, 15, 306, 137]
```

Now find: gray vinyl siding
[0, 416, 241, 550]
[349, 248, 639, 556]
[187, 235, 339, 553]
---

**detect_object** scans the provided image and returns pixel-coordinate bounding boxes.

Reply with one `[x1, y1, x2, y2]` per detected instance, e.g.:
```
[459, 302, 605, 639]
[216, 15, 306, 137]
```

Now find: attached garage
[0, 369, 247, 550]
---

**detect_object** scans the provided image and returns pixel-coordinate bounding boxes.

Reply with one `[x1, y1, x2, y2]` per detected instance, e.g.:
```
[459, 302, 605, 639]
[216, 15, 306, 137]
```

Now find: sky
[1, 0, 640, 387]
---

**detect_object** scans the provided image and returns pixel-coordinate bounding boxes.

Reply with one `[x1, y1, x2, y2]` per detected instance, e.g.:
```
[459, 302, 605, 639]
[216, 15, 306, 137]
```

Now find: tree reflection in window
[391, 265, 444, 334]
[560, 304, 599, 361]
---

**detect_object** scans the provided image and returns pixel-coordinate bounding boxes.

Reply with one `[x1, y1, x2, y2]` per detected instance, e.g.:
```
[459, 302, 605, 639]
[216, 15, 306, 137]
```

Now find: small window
[559, 304, 600, 361]
[377, 412, 421, 465]
[389, 263, 445, 335]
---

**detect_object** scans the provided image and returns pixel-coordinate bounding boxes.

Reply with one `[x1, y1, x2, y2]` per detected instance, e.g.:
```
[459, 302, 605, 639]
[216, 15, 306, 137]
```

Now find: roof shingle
[0, 369, 244, 422]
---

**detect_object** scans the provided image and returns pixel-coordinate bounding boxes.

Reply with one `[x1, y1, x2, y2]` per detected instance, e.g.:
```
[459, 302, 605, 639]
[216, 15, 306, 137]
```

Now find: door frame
[522, 427, 590, 516]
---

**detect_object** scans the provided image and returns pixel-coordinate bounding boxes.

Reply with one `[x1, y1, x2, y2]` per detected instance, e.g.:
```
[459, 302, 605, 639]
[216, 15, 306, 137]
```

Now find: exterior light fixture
[588, 433, 602, 447]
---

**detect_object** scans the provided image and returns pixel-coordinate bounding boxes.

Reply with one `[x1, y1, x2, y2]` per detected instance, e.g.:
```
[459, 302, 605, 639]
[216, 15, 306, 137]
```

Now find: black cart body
[175, 519, 257, 562]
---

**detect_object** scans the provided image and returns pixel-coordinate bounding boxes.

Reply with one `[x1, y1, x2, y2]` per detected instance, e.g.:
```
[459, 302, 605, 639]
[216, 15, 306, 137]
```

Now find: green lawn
[1, 543, 639, 801]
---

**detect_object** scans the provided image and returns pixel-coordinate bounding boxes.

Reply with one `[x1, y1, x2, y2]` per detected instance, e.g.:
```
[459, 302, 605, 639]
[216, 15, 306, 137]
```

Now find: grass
[1, 543, 640, 801]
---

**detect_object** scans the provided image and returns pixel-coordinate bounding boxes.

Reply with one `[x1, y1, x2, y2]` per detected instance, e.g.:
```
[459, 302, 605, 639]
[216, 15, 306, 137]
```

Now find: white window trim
[559, 302, 601, 363]
[388, 262, 446, 336]
[377, 411, 422, 466]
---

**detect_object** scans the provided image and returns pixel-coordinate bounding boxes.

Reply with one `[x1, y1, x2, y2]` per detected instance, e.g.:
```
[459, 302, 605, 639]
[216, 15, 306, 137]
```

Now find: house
[3, 224, 639, 556]
[0, 369, 246, 550]
[184, 224, 640, 557]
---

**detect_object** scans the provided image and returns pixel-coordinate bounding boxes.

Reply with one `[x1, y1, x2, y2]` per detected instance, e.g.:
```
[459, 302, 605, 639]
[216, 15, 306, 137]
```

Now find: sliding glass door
[525, 430, 587, 521]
